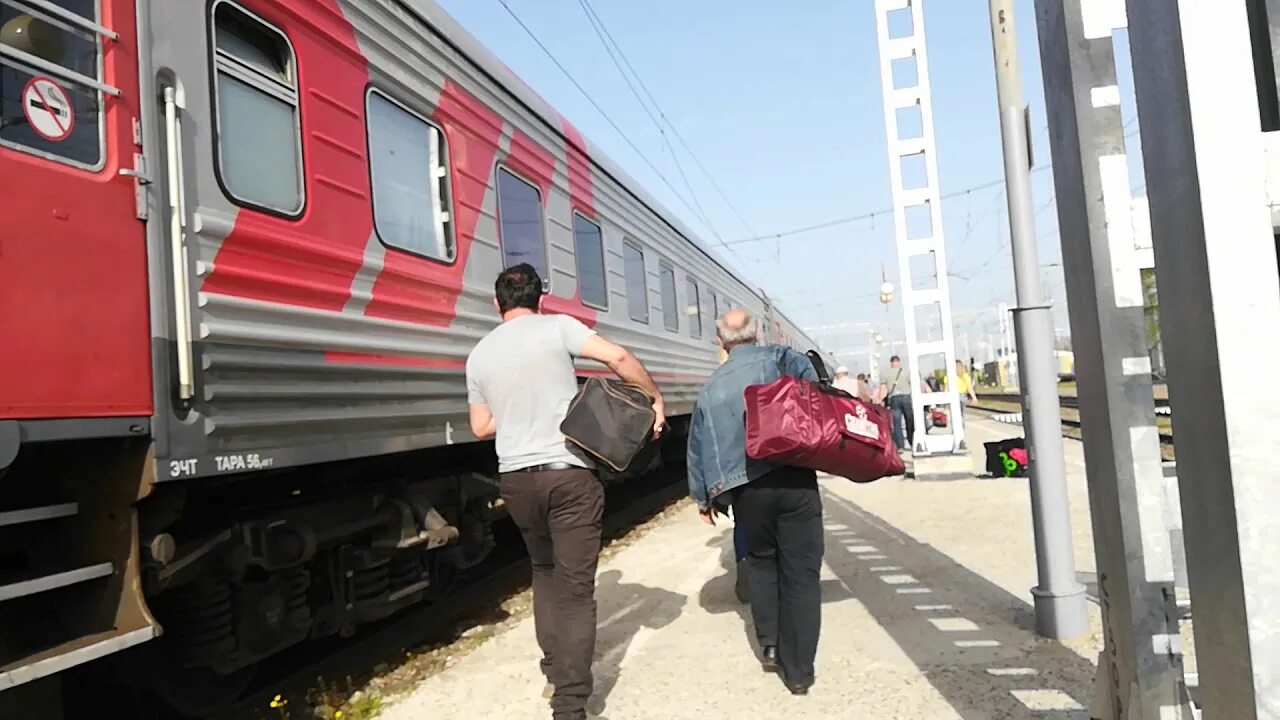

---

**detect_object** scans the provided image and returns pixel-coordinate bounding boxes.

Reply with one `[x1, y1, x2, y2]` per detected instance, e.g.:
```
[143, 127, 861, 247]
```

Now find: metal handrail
[0, 0, 117, 40]
[164, 86, 195, 402]
[0, 44, 119, 96]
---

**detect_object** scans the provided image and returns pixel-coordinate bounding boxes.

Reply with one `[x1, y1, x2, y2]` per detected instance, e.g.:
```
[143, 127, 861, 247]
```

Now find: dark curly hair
[495, 263, 543, 314]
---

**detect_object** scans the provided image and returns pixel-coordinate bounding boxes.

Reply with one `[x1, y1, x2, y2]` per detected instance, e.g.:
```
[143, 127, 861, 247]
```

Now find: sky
[435, 0, 1143, 369]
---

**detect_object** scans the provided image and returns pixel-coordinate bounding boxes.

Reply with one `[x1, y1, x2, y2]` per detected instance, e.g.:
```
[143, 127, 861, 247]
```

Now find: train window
[367, 90, 454, 262]
[686, 277, 701, 339]
[496, 167, 548, 285]
[0, 0, 103, 168]
[573, 213, 607, 309]
[211, 1, 304, 216]
[623, 241, 648, 323]
[659, 262, 679, 333]
[706, 288, 718, 341]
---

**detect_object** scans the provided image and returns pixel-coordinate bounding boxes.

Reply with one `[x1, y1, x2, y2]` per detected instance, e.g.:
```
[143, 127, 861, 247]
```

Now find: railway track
[969, 392, 1175, 458]
[974, 390, 1171, 415]
[69, 468, 690, 720]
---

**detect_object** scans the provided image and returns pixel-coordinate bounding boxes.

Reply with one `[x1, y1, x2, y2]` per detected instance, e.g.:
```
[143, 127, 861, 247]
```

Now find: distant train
[0, 0, 828, 708]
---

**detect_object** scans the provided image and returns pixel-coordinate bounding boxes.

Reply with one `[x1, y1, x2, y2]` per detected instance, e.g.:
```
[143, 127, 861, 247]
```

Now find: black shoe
[785, 680, 813, 695]
[761, 646, 779, 673]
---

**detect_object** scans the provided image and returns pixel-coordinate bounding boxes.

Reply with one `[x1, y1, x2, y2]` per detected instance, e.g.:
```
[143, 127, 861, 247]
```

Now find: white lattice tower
[873, 0, 966, 454]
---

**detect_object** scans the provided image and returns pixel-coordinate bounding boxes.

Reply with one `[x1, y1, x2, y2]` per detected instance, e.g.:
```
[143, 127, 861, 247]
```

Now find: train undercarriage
[0, 421, 684, 718]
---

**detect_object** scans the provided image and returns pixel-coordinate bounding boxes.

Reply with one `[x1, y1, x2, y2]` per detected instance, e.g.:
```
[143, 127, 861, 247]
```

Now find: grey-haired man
[687, 309, 824, 695]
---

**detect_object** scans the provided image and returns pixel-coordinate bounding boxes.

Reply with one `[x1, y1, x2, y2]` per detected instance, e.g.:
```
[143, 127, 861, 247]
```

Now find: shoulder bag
[745, 357, 904, 483]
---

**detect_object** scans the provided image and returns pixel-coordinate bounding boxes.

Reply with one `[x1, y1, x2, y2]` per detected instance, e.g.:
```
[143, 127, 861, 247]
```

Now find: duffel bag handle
[774, 351, 855, 401]
[773, 349, 833, 384]
[805, 350, 831, 384]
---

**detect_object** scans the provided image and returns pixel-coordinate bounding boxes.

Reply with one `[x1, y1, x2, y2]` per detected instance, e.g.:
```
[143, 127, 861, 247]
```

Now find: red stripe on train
[363, 80, 504, 326]
[324, 352, 707, 386]
[201, 0, 372, 311]
[560, 115, 595, 216]
[324, 352, 465, 369]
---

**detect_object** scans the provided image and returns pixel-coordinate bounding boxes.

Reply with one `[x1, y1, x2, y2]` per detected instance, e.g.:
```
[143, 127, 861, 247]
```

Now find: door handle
[163, 85, 195, 403]
[119, 154, 151, 221]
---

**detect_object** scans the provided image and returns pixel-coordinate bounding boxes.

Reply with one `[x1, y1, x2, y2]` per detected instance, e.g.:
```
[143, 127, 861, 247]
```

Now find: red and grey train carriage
[0, 0, 826, 701]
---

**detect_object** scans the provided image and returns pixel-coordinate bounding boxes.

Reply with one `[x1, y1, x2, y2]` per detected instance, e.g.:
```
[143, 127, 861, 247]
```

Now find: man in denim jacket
[687, 309, 825, 695]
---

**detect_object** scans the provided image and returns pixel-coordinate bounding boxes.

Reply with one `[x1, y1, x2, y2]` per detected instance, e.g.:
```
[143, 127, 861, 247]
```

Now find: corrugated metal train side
[0, 0, 828, 706]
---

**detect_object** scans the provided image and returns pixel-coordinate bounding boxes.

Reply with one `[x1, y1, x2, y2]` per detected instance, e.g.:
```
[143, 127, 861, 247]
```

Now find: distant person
[688, 309, 824, 695]
[946, 359, 979, 409]
[876, 355, 913, 452]
[832, 366, 860, 397]
[857, 373, 873, 401]
[466, 264, 665, 720]
[834, 367, 873, 402]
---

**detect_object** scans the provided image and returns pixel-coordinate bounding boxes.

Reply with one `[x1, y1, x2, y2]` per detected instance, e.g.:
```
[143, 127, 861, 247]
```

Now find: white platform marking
[879, 574, 918, 585]
[928, 617, 981, 632]
[1010, 689, 1084, 711]
[954, 639, 1001, 648]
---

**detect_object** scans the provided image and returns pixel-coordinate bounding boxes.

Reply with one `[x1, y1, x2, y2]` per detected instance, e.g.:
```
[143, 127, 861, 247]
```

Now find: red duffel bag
[745, 368, 904, 483]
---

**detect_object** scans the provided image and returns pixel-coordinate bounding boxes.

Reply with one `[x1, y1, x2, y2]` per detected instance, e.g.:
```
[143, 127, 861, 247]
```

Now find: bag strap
[805, 349, 831, 384]
[776, 349, 831, 385]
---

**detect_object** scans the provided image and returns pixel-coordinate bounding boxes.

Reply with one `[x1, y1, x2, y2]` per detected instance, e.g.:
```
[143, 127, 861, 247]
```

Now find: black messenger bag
[560, 378, 657, 473]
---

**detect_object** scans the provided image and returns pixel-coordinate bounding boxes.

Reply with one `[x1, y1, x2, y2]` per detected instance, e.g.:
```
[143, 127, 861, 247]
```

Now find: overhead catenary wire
[763, 170, 1047, 310]
[727, 164, 1053, 247]
[576, 0, 761, 239]
[493, 0, 729, 248]
[572, 0, 719, 239]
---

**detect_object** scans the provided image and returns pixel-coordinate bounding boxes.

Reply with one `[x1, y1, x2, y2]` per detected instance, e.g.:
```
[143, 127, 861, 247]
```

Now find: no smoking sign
[22, 76, 75, 142]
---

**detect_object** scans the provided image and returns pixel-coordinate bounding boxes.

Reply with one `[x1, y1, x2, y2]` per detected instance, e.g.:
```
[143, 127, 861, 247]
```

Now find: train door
[0, 0, 151, 421]
[0, 0, 161, 696]
[141, 0, 382, 473]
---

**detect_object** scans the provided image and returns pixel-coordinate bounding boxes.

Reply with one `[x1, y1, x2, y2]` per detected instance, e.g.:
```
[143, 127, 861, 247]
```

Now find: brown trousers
[500, 467, 604, 720]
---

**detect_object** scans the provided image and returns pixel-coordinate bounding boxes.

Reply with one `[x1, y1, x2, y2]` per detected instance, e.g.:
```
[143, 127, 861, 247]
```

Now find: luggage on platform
[745, 359, 905, 483]
[560, 378, 657, 473]
[984, 437, 1029, 478]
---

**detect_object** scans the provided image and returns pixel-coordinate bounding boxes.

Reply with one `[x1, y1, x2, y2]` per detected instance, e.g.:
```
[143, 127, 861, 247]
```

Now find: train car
[0, 0, 827, 707]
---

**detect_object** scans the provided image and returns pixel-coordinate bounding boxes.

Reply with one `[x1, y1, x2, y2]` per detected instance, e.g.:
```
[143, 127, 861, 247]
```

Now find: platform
[380, 417, 1104, 719]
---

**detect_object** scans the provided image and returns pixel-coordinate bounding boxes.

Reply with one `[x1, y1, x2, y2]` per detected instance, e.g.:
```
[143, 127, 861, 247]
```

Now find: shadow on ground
[696, 523, 853, 693]
[587, 569, 687, 716]
[820, 488, 1097, 719]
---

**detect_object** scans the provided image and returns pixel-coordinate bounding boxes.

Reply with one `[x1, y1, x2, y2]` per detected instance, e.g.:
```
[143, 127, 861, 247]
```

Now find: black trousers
[501, 468, 604, 720]
[732, 467, 824, 685]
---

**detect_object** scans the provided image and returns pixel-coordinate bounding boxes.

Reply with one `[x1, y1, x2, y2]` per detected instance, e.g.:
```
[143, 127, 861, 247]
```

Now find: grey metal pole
[1126, 0, 1280, 715]
[986, 0, 1089, 640]
[1033, 0, 1195, 716]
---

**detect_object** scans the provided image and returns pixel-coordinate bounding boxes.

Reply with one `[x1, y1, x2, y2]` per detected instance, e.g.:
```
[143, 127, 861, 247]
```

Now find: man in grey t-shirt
[876, 354, 914, 452]
[466, 310, 597, 473]
[466, 264, 663, 720]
